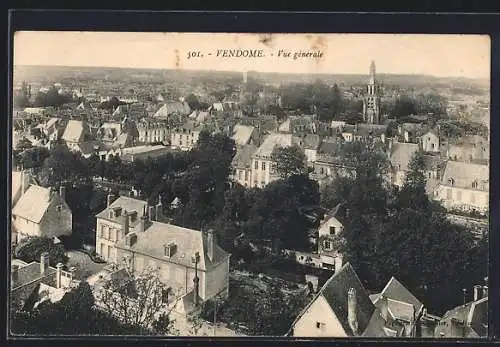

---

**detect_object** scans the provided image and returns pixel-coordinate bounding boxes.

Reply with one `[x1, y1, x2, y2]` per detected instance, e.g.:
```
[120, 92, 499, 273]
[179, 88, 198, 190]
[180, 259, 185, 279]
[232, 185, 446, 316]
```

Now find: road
[66, 250, 106, 280]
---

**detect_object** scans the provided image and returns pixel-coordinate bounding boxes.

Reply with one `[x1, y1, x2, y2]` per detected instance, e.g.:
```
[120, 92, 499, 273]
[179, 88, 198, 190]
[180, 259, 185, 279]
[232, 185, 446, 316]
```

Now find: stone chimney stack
[107, 193, 114, 208]
[59, 185, 66, 199]
[149, 206, 155, 222]
[156, 196, 162, 221]
[348, 288, 359, 335]
[137, 215, 146, 233]
[56, 263, 63, 289]
[122, 210, 130, 236]
[482, 286, 488, 299]
[474, 285, 481, 301]
[206, 229, 215, 262]
[40, 252, 49, 275]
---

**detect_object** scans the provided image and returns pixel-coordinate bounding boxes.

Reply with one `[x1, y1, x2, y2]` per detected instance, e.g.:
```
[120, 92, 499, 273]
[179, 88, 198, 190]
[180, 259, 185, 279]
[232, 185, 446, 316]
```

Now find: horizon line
[13, 64, 490, 82]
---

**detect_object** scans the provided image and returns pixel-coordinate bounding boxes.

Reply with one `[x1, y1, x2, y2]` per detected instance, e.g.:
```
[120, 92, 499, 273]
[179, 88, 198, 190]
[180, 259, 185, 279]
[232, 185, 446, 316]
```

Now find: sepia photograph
[9, 31, 490, 338]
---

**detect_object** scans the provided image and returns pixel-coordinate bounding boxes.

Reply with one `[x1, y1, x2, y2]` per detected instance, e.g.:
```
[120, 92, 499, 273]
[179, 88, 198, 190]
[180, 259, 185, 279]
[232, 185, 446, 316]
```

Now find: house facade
[231, 144, 258, 187]
[170, 121, 203, 151]
[12, 184, 72, 244]
[434, 161, 489, 213]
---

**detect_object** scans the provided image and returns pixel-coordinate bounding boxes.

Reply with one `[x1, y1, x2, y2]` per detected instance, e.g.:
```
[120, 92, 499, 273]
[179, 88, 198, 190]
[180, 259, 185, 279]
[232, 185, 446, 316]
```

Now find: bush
[14, 236, 68, 266]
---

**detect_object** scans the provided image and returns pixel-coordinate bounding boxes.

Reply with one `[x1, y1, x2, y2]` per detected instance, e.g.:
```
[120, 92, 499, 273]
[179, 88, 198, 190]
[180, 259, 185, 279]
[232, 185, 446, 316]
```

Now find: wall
[251, 158, 272, 188]
[96, 218, 124, 263]
[304, 149, 317, 165]
[318, 217, 343, 238]
[421, 133, 440, 153]
[38, 195, 72, 239]
[435, 184, 489, 212]
[233, 168, 252, 187]
[170, 131, 200, 151]
[292, 295, 346, 337]
[12, 216, 41, 241]
[203, 257, 230, 300]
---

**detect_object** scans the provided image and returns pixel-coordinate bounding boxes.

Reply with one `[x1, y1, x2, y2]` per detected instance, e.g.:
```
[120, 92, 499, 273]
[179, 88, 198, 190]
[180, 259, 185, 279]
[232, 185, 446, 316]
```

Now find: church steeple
[363, 60, 381, 124]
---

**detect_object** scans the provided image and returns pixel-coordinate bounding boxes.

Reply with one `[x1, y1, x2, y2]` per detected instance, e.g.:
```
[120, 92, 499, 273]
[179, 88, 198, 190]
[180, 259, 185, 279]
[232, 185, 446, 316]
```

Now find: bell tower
[363, 60, 381, 124]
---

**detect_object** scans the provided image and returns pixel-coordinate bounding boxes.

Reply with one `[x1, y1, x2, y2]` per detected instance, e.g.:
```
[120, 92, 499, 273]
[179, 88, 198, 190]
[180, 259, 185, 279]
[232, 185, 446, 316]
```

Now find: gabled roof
[153, 102, 191, 119]
[390, 142, 420, 172]
[11, 261, 56, 290]
[12, 185, 59, 223]
[378, 277, 424, 315]
[231, 124, 255, 146]
[62, 120, 93, 143]
[115, 222, 230, 271]
[254, 133, 293, 158]
[441, 161, 489, 190]
[232, 144, 258, 169]
[290, 262, 378, 337]
[96, 196, 149, 222]
[436, 296, 488, 338]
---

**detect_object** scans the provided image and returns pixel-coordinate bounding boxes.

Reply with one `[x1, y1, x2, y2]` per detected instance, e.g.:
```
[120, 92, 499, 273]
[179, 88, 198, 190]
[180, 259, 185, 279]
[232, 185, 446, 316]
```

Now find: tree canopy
[14, 236, 68, 267]
[271, 145, 308, 179]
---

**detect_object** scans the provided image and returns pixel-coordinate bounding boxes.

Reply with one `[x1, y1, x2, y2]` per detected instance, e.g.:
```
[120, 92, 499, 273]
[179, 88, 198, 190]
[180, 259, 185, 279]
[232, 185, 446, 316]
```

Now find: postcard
[9, 31, 489, 338]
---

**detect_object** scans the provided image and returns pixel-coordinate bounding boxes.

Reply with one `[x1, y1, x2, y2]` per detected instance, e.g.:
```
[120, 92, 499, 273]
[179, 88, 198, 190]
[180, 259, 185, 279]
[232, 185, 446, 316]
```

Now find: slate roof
[11, 261, 56, 290]
[96, 196, 149, 223]
[254, 133, 293, 158]
[390, 142, 420, 172]
[232, 144, 258, 169]
[12, 185, 54, 223]
[115, 222, 230, 271]
[62, 120, 93, 143]
[78, 140, 109, 156]
[441, 161, 489, 190]
[379, 277, 424, 315]
[435, 297, 488, 338]
[302, 134, 321, 150]
[153, 102, 191, 119]
[231, 124, 255, 146]
[290, 262, 380, 337]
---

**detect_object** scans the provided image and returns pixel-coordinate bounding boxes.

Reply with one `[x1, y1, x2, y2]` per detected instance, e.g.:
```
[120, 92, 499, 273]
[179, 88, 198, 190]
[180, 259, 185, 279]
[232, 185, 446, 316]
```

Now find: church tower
[363, 60, 381, 124]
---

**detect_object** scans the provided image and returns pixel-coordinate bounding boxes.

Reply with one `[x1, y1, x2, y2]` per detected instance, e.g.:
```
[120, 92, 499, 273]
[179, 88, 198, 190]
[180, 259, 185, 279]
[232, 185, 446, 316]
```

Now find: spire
[369, 60, 376, 84]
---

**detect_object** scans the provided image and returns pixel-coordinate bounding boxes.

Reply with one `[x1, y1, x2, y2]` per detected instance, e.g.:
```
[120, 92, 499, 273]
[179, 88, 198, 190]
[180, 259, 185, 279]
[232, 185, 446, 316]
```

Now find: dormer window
[164, 242, 177, 258]
[448, 178, 455, 186]
[56, 205, 62, 212]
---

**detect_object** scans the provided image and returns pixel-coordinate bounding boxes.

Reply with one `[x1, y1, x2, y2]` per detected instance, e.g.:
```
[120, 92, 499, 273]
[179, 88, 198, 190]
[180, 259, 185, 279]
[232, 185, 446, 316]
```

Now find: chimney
[348, 288, 359, 335]
[59, 185, 66, 199]
[56, 263, 63, 289]
[11, 264, 19, 282]
[149, 206, 155, 222]
[107, 193, 114, 208]
[40, 252, 49, 275]
[122, 210, 130, 236]
[482, 286, 488, 299]
[126, 233, 137, 247]
[206, 229, 215, 262]
[473, 285, 481, 301]
[136, 215, 146, 233]
[156, 196, 162, 221]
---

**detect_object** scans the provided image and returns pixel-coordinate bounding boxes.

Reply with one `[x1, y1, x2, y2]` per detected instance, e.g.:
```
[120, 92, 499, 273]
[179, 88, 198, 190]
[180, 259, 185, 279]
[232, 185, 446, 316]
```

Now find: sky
[14, 31, 490, 79]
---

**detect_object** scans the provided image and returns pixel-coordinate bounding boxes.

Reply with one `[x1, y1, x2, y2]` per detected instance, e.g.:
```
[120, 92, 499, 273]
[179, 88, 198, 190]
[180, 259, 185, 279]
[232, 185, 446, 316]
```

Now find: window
[262, 162, 266, 171]
[472, 180, 478, 189]
[448, 178, 455, 186]
[324, 240, 331, 250]
[254, 160, 259, 170]
[316, 322, 325, 330]
[261, 181, 265, 187]
[431, 143, 435, 149]
[245, 171, 249, 181]
[329, 226, 335, 235]
[56, 205, 62, 212]
[238, 170, 243, 181]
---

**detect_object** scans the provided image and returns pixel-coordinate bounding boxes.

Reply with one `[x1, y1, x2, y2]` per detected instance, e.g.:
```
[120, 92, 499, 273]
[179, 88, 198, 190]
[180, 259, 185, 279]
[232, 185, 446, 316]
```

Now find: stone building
[362, 61, 382, 124]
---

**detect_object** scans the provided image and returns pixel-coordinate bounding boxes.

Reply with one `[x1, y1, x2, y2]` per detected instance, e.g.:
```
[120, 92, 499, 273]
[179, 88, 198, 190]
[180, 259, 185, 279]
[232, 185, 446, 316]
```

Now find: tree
[95, 266, 170, 330]
[14, 236, 68, 266]
[19, 147, 50, 169]
[271, 145, 308, 179]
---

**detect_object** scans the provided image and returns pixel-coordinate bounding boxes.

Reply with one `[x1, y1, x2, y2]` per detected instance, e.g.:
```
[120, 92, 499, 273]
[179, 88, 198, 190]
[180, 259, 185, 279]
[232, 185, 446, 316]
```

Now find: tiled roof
[390, 142, 420, 172]
[254, 133, 293, 158]
[379, 277, 424, 315]
[11, 262, 56, 290]
[12, 185, 54, 223]
[232, 144, 258, 169]
[231, 124, 255, 146]
[96, 196, 149, 222]
[441, 161, 489, 190]
[153, 102, 191, 119]
[78, 140, 109, 156]
[62, 120, 93, 143]
[362, 308, 390, 337]
[115, 222, 230, 271]
[291, 263, 379, 337]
